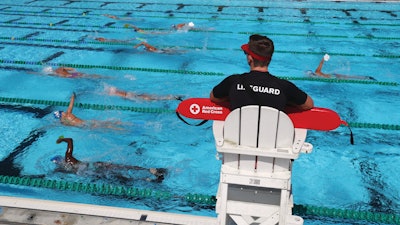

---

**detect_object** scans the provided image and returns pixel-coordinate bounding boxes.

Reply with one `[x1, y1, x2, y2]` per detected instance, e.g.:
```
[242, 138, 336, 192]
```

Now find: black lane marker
[0, 128, 46, 177]
[53, 19, 69, 26]
[0, 103, 53, 119]
[0, 24, 108, 33]
[1, 41, 105, 52]
[177, 4, 185, 10]
[62, 0, 78, 6]
[100, 2, 113, 7]
[21, 31, 42, 39]
[137, 3, 147, 9]
[41, 51, 65, 63]
[1, 12, 88, 20]
[4, 17, 23, 23]
[104, 22, 116, 27]
[0, 65, 36, 72]
[357, 159, 395, 213]
[24, 0, 38, 4]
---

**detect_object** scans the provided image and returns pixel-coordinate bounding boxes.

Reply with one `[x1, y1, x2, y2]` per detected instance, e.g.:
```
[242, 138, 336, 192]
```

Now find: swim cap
[305, 70, 315, 76]
[188, 22, 195, 27]
[42, 66, 54, 74]
[53, 111, 63, 119]
[51, 155, 63, 164]
[324, 53, 330, 61]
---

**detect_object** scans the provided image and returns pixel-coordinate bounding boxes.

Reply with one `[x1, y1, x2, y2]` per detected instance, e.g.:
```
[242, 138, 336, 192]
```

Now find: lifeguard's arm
[297, 95, 314, 111]
[210, 90, 229, 103]
[56, 137, 79, 164]
[66, 93, 76, 113]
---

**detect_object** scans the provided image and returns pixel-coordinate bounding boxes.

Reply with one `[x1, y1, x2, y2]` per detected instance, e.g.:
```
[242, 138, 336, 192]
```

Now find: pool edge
[0, 196, 217, 225]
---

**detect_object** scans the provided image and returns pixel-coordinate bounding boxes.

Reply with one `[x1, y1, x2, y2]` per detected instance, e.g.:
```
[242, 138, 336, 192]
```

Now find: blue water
[0, 0, 399, 224]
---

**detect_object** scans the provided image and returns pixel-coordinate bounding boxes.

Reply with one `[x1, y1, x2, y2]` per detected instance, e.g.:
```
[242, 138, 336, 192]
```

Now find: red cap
[241, 44, 269, 61]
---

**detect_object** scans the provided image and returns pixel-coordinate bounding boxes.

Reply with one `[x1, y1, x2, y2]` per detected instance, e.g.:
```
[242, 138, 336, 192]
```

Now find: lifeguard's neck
[250, 65, 268, 72]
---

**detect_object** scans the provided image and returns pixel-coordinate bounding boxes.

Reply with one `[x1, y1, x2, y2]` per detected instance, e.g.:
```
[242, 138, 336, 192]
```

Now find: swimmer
[105, 84, 183, 101]
[124, 24, 147, 33]
[103, 14, 139, 21]
[172, 22, 195, 31]
[95, 37, 137, 43]
[133, 41, 158, 52]
[103, 14, 119, 20]
[52, 136, 166, 183]
[124, 24, 169, 35]
[133, 41, 186, 54]
[307, 54, 376, 81]
[53, 93, 125, 130]
[40, 66, 107, 79]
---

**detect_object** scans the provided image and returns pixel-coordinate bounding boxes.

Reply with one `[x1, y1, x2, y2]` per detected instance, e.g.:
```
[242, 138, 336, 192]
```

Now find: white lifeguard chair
[212, 105, 313, 225]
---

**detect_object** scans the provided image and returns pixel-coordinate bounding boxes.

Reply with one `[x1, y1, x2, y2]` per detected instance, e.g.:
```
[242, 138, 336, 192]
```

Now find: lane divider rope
[0, 175, 399, 224]
[0, 96, 399, 131]
[0, 96, 174, 114]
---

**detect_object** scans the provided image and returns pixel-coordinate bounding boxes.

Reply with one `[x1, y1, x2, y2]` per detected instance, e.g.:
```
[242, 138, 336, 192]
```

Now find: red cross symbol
[189, 104, 200, 115]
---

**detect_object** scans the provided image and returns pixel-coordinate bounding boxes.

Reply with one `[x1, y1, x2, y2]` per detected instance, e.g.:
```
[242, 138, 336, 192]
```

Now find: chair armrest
[213, 121, 225, 147]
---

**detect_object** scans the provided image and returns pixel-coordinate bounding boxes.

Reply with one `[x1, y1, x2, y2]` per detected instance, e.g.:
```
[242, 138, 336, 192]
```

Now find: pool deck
[0, 196, 217, 225]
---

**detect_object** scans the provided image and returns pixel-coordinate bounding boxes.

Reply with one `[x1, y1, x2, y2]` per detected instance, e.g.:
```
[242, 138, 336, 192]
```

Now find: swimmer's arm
[66, 93, 76, 113]
[62, 138, 74, 157]
[57, 137, 79, 164]
[144, 43, 157, 51]
[210, 91, 229, 103]
[314, 57, 331, 78]
[26, 71, 42, 75]
[61, 67, 75, 72]
[133, 42, 143, 49]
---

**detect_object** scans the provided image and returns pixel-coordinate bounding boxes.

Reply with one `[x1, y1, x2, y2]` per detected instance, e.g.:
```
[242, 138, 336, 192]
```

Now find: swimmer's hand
[324, 53, 330, 61]
[56, 136, 65, 143]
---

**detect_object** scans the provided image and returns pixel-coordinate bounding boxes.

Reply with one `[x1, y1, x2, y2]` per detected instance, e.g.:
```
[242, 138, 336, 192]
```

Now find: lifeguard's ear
[246, 54, 253, 65]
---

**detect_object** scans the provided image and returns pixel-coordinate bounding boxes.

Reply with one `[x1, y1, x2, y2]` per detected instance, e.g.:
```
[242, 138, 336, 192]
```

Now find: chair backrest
[223, 105, 294, 149]
[213, 105, 298, 173]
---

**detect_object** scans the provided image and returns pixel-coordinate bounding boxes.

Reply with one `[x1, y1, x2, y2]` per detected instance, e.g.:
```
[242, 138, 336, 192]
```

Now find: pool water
[0, 0, 399, 224]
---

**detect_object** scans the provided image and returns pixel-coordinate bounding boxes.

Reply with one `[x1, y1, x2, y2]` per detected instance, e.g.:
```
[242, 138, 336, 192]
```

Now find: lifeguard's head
[241, 34, 274, 67]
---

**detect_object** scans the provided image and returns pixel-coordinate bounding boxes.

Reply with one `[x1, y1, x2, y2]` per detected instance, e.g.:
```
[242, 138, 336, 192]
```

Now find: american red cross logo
[189, 104, 200, 115]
